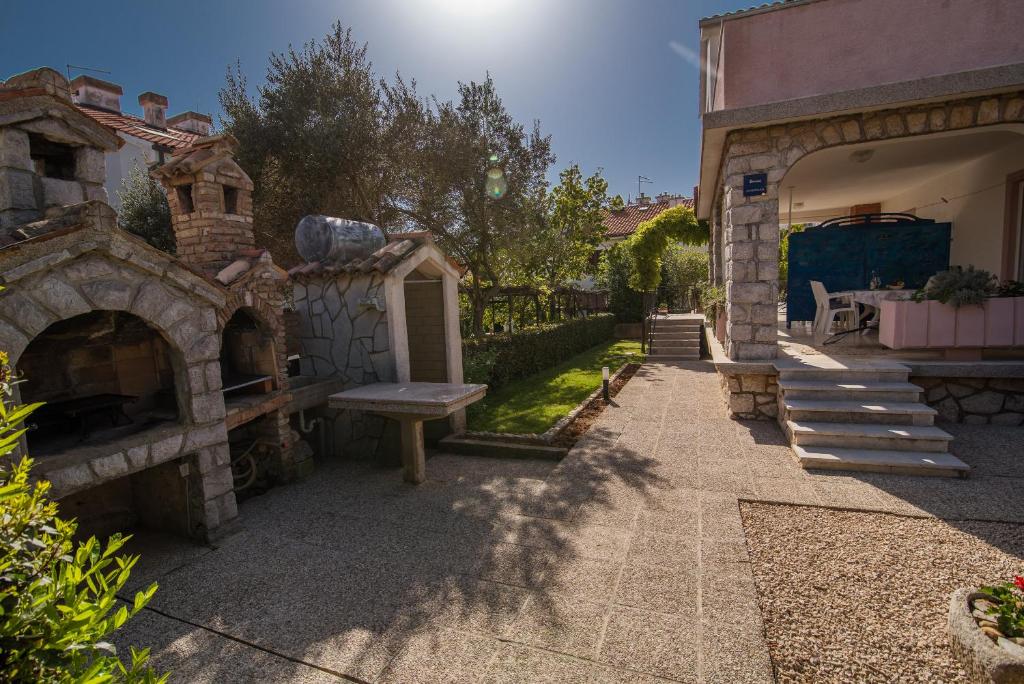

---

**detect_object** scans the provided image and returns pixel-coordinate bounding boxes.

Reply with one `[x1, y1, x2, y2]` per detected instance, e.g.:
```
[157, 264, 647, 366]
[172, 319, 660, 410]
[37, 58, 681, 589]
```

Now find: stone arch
[715, 90, 1024, 360]
[0, 252, 223, 425]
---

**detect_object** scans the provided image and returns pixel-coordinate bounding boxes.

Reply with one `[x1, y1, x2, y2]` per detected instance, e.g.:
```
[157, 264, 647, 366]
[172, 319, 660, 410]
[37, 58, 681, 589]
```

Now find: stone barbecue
[0, 68, 299, 541]
[0, 66, 474, 544]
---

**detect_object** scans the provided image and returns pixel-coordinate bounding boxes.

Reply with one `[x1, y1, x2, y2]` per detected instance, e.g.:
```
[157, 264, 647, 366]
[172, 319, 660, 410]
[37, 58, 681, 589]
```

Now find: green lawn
[467, 339, 645, 434]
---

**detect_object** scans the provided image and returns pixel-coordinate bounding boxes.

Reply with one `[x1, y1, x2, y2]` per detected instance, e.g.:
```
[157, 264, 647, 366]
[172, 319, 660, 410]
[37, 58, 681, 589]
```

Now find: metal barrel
[294, 215, 386, 265]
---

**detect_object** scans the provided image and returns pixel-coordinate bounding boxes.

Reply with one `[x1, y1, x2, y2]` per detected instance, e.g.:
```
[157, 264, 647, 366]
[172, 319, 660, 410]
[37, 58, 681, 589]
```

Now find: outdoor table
[851, 289, 915, 329]
[328, 382, 487, 484]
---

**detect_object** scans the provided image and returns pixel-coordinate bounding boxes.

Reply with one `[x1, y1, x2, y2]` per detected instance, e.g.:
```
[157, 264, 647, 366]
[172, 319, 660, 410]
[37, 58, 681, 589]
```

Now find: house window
[29, 133, 76, 180]
[176, 184, 194, 214]
[223, 186, 238, 214]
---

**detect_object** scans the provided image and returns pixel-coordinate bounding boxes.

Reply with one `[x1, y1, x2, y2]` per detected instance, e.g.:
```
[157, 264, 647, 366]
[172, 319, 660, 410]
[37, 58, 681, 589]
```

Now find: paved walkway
[116, 360, 1024, 683]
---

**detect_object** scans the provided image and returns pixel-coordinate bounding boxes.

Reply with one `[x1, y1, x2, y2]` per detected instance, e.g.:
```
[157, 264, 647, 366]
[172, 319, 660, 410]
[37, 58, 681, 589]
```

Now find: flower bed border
[462, 361, 634, 446]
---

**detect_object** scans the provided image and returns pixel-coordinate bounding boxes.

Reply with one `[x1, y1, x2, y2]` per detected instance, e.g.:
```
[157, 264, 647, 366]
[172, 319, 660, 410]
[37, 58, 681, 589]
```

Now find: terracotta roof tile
[76, 104, 200, 149]
[602, 198, 694, 239]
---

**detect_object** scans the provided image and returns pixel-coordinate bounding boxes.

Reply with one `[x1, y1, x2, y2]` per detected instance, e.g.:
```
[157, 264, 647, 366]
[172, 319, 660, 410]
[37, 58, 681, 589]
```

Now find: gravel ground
[740, 502, 1024, 683]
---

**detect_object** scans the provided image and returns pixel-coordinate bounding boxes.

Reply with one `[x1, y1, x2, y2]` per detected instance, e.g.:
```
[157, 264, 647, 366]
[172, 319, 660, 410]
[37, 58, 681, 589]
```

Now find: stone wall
[718, 369, 779, 420]
[914, 376, 1024, 426]
[292, 272, 396, 460]
[716, 89, 1024, 360]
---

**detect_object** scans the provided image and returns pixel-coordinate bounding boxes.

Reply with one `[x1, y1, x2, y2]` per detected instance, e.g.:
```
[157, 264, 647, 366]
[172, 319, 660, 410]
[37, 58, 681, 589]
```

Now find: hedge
[463, 313, 616, 389]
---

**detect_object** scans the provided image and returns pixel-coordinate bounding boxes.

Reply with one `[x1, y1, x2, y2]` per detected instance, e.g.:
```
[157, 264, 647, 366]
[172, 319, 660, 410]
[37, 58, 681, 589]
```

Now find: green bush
[914, 265, 997, 307]
[463, 313, 616, 389]
[596, 244, 644, 323]
[0, 352, 165, 683]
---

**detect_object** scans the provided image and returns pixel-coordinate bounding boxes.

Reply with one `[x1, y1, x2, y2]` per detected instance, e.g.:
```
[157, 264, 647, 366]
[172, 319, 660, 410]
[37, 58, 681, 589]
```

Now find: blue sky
[1, 0, 748, 200]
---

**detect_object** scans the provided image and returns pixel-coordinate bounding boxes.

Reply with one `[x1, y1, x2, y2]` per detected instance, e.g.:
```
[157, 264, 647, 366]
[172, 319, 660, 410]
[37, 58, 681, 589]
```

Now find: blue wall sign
[743, 173, 768, 197]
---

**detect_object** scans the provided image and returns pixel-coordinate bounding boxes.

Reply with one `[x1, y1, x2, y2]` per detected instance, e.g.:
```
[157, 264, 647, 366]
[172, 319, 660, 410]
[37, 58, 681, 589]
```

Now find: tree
[0, 351, 164, 682]
[117, 165, 174, 253]
[659, 245, 709, 311]
[595, 243, 643, 322]
[399, 74, 555, 336]
[219, 22, 427, 264]
[523, 164, 608, 318]
[626, 205, 707, 293]
[778, 223, 805, 299]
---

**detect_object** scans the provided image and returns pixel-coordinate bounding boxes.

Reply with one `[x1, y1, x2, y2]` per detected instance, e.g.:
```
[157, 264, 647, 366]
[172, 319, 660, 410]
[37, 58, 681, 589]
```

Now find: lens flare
[485, 167, 507, 199]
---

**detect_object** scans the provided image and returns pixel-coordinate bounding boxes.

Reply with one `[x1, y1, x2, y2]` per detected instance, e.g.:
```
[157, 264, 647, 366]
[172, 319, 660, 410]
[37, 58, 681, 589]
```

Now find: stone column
[721, 131, 784, 361]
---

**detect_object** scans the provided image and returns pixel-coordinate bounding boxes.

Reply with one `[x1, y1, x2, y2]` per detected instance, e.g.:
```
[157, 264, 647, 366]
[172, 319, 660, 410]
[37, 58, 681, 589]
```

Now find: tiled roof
[288, 238, 423, 279]
[603, 198, 694, 239]
[76, 104, 201, 149]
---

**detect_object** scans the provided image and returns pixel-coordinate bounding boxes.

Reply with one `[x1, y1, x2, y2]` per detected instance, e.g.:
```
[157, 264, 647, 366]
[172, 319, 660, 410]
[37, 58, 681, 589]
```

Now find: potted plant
[949, 577, 1024, 683]
[700, 284, 726, 344]
[657, 301, 669, 315]
[879, 267, 1024, 357]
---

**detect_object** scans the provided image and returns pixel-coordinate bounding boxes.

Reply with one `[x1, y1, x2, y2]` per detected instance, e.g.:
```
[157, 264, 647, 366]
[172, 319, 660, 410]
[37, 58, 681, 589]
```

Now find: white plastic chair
[810, 281, 857, 336]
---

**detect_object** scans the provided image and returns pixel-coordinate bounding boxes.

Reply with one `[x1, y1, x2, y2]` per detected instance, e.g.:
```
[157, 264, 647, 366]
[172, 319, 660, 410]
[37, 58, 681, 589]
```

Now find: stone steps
[784, 420, 953, 453]
[775, 357, 967, 477]
[792, 445, 969, 478]
[778, 379, 923, 402]
[648, 316, 702, 359]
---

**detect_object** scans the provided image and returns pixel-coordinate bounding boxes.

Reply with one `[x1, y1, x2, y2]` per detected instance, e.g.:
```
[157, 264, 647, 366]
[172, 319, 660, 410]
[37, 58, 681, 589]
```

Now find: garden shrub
[463, 313, 616, 389]
[0, 352, 165, 683]
[914, 265, 997, 307]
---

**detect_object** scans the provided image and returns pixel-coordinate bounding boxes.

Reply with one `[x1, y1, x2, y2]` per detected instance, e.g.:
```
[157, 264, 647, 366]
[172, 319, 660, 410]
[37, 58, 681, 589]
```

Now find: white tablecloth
[850, 289, 915, 307]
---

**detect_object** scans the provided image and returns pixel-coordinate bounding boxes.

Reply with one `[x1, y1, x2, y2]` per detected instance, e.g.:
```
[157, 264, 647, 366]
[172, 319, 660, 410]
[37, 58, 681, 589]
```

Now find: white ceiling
[781, 126, 1024, 221]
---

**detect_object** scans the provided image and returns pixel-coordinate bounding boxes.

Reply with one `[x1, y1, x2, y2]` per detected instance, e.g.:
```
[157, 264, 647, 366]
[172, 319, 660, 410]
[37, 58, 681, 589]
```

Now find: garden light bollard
[602, 366, 610, 401]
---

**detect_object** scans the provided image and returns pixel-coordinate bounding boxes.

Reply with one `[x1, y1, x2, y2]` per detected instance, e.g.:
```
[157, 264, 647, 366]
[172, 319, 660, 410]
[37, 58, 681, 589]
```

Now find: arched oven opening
[21, 310, 181, 456]
[221, 308, 278, 396]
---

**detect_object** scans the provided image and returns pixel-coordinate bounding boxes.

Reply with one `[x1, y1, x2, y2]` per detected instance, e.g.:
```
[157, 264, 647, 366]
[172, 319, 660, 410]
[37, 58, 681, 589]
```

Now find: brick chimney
[70, 75, 122, 112]
[151, 134, 255, 274]
[138, 92, 168, 128]
[167, 111, 212, 136]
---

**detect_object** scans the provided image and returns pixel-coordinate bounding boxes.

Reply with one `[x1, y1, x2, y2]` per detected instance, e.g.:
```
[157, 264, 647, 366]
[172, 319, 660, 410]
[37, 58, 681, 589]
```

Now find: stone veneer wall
[0, 217, 238, 541]
[718, 370, 779, 420]
[913, 376, 1024, 426]
[292, 272, 397, 460]
[713, 89, 1024, 361]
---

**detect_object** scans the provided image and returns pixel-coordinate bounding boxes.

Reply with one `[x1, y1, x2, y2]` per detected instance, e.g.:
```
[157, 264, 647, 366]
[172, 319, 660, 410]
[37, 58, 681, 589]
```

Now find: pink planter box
[879, 297, 1024, 350]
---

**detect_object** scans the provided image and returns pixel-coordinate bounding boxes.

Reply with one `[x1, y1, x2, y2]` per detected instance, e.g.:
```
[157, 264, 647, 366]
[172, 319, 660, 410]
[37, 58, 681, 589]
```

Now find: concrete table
[328, 382, 487, 483]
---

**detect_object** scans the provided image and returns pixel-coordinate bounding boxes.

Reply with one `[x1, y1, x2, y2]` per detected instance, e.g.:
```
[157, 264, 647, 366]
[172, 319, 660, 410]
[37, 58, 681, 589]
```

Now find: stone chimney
[151, 134, 255, 274]
[167, 111, 212, 136]
[70, 75, 122, 112]
[138, 92, 168, 128]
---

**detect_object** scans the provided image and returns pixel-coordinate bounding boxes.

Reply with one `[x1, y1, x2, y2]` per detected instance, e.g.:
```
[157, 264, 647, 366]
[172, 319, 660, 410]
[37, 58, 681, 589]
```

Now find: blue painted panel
[786, 220, 950, 324]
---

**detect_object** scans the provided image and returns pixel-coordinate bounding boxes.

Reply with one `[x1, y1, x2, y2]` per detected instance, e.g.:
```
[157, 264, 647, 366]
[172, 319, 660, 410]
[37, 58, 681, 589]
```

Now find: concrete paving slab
[378, 629, 500, 684]
[598, 606, 699, 682]
[508, 595, 609, 658]
[615, 561, 698, 614]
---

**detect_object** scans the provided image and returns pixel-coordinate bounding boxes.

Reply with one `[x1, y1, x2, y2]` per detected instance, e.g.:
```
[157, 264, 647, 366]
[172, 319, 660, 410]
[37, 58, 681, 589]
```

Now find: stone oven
[288, 220, 466, 461]
[0, 68, 297, 542]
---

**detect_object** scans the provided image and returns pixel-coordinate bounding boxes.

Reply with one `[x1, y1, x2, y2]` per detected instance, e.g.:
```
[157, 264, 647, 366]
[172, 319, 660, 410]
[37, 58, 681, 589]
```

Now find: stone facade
[914, 376, 1024, 425]
[718, 369, 779, 420]
[712, 89, 1024, 360]
[292, 272, 397, 460]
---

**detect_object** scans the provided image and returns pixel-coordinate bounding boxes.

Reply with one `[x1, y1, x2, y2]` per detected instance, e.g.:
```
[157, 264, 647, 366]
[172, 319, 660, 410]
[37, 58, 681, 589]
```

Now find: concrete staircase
[775, 358, 969, 477]
[647, 314, 702, 362]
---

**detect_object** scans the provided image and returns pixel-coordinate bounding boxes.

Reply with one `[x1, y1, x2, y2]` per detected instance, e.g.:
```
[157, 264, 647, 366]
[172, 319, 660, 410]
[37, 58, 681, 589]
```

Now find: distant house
[70, 75, 211, 208]
[601, 192, 694, 247]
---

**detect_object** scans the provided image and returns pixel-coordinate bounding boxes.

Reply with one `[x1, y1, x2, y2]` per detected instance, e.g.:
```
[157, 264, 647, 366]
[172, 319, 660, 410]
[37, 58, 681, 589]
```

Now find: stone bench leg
[398, 418, 426, 484]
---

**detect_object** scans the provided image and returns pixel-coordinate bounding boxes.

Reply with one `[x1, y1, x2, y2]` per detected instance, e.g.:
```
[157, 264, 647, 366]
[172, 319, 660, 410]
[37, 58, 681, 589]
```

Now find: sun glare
[433, 0, 513, 18]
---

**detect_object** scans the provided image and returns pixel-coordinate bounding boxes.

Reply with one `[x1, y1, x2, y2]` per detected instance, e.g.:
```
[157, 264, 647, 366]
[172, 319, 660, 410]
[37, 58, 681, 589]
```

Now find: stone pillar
[721, 130, 784, 361]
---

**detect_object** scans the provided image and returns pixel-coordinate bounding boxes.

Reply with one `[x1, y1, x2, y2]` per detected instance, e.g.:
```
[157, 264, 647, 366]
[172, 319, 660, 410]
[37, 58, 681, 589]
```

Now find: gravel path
[740, 502, 1024, 683]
